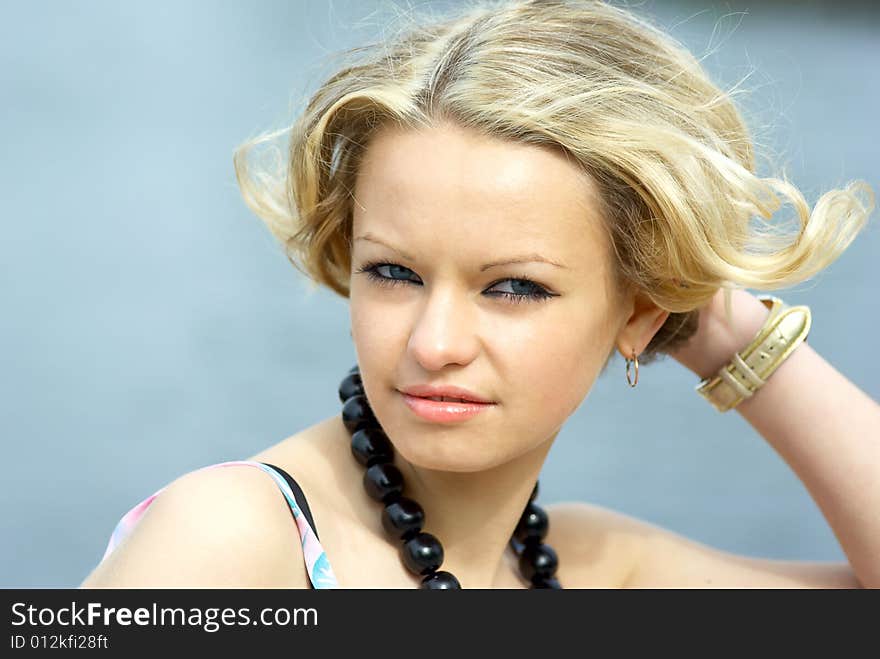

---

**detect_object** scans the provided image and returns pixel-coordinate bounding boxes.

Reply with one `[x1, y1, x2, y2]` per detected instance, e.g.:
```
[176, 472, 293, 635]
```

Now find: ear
[614, 289, 670, 359]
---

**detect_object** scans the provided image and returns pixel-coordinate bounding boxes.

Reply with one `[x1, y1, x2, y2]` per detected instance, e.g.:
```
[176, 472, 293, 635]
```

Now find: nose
[407, 285, 480, 371]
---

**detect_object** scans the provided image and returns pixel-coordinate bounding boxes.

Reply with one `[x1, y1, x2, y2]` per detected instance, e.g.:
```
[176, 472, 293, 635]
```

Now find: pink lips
[401, 392, 495, 423]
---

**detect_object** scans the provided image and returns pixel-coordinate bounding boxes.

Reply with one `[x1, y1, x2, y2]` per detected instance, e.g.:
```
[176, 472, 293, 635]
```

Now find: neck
[392, 434, 557, 588]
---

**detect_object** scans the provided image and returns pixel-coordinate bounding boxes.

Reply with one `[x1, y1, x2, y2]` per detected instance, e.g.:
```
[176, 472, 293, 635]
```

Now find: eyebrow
[354, 233, 569, 271]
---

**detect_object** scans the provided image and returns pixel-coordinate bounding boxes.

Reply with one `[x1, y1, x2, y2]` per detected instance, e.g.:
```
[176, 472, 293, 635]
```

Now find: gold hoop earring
[625, 349, 639, 388]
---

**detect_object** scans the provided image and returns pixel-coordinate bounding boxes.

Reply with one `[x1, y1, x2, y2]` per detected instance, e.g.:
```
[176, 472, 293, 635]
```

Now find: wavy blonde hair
[233, 0, 873, 370]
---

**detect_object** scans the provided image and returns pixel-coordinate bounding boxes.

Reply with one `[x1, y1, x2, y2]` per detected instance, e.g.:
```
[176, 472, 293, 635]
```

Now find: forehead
[352, 122, 610, 267]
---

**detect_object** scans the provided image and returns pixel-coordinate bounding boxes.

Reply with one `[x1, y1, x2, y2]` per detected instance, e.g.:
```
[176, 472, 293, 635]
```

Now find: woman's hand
[667, 287, 771, 380]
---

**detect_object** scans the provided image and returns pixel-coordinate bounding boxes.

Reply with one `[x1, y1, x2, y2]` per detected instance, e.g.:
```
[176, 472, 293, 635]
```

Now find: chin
[395, 445, 499, 474]
[387, 431, 510, 474]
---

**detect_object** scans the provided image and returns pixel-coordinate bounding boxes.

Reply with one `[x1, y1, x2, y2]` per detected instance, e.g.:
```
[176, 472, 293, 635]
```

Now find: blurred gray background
[1, 0, 877, 587]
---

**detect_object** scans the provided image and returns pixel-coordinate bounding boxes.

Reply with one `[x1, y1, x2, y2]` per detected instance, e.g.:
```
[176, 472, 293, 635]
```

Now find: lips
[401, 392, 494, 423]
[399, 384, 493, 404]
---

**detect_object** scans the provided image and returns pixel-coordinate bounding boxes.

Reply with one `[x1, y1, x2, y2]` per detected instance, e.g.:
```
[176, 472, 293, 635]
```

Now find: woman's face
[349, 121, 664, 472]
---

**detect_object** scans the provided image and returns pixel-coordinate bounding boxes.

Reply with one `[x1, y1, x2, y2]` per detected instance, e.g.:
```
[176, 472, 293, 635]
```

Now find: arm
[547, 501, 861, 588]
[641, 287, 879, 588]
[80, 466, 310, 588]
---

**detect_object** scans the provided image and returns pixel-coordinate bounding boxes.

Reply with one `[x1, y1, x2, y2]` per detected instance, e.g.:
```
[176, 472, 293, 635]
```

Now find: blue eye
[369, 263, 414, 283]
[354, 261, 556, 304]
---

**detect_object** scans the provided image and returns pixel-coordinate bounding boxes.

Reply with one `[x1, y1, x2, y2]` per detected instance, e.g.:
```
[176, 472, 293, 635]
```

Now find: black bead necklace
[338, 364, 562, 589]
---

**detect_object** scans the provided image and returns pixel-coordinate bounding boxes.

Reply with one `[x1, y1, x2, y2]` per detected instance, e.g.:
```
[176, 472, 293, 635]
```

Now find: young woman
[81, 0, 877, 589]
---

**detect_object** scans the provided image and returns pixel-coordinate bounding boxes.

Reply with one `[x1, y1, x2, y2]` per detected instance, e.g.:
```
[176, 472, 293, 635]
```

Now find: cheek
[349, 294, 406, 359]
[498, 312, 606, 421]
[348, 294, 407, 405]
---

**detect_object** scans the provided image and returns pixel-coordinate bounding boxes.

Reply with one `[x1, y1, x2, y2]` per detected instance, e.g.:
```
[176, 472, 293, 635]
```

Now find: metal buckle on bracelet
[695, 295, 811, 413]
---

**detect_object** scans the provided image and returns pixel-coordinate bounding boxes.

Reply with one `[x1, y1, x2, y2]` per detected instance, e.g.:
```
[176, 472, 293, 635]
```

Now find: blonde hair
[233, 0, 873, 369]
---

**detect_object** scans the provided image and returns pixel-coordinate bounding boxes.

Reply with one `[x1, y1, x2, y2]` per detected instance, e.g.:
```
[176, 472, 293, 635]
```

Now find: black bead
[338, 371, 364, 404]
[518, 542, 558, 582]
[363, 463, 404, 503]
[508, 537, 525, 555]
[531, 575, 562, 589]
[529, 481, 539, 502]
[402, 532, 444, 575]
[421, 571, 461, 589]
[513, 502, 549, 543]
[350, 427, 394, 467]
[341, 394, 377, 433]
[348, 364, 360, 375]
[382, 497, 425, 540]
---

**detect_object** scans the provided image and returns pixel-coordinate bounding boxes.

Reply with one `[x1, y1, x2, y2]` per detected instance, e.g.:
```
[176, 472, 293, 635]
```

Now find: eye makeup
[354, 260, 558, 305]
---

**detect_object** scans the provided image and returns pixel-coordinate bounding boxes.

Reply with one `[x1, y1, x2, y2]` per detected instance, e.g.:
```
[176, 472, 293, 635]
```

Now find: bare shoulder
[545, 501, 861, 589]
[81, 464, 311, 588]
[543, 501, 648, 588]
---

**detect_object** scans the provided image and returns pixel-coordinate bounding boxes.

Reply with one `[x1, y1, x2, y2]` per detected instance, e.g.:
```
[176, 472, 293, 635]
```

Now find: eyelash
[354, 260, 556, 305]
